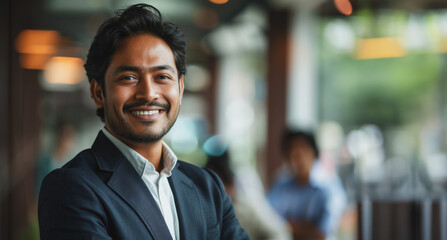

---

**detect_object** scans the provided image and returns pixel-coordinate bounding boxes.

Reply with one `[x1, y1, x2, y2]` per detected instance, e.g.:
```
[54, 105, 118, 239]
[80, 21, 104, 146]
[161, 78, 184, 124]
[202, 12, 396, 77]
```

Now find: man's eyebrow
[113, 65, 176, 75]
[149, 65, 176, 73]
[113, 65, 140, 75]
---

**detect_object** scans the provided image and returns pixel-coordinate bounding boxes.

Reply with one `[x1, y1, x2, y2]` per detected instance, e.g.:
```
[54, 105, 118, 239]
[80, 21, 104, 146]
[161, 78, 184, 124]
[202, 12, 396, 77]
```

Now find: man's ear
[90, 79, 104, 108]
[179, 74, 185, 104]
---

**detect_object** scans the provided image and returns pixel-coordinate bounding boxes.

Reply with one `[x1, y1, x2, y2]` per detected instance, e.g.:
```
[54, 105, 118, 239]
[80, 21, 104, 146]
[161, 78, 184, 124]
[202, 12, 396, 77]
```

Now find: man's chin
[125, 131, 166, 143]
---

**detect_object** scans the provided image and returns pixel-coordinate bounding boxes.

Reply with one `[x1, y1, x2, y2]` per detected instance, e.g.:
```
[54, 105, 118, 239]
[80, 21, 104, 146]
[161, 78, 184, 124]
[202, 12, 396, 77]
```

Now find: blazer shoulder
[40, 148, 102, 195]
[38, 161, 113, 240]
[41, 150, 98, 190]
[63, 149, 96, 169]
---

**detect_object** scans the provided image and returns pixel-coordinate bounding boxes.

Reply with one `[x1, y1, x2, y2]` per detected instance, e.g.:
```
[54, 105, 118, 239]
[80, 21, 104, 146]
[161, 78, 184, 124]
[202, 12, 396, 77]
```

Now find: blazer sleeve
[203, 168, 251, 240]
[38, 169, 112, 240]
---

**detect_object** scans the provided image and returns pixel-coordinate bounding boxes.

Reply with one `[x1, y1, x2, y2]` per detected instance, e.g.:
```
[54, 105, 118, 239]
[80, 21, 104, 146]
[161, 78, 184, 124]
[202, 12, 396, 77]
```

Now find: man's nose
[135, 77, 159, 100]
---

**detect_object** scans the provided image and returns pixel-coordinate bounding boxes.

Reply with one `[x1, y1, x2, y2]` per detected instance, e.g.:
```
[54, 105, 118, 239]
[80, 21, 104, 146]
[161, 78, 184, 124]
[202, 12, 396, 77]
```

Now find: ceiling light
[334, 0, 353, 16]
[356, 38, 406, 59]
[44, 56, 85, 85]
[15, 30, 60, 54]
[209, 0, 229, 4]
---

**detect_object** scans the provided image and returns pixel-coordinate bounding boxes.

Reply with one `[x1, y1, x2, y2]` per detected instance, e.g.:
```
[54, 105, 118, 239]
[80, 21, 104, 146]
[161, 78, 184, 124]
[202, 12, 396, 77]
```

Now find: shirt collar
[101, 128, 178, 177]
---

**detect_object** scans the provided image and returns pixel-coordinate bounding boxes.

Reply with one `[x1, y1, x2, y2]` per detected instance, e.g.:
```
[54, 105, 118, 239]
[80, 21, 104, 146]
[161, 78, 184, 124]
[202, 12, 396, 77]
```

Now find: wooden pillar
[206, 55, 218, 135]
[265, 9, 291, 187]
[1, 0, 41, 239]
[0, 0, 12, 239]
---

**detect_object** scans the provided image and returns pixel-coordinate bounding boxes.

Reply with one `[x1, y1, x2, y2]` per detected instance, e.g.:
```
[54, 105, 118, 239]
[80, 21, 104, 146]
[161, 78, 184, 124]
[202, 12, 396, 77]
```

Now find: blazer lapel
[92, 131, 173, 240]
[169, 164, 205, 240]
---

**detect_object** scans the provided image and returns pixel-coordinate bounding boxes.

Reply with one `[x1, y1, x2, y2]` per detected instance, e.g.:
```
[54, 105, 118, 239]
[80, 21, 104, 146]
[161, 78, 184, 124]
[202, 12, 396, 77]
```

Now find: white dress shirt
[102, 128, 180, 240]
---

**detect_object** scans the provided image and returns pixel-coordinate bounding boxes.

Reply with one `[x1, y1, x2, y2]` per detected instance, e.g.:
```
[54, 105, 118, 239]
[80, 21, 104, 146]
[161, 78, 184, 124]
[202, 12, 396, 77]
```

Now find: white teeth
[132, 110, 160, 116]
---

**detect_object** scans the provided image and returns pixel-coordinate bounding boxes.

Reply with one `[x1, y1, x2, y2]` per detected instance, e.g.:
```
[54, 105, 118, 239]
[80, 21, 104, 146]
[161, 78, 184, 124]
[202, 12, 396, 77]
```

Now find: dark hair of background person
[84, 3, 187, 121]
[205, 150, 235, 187]
[281, 130, 320, 159]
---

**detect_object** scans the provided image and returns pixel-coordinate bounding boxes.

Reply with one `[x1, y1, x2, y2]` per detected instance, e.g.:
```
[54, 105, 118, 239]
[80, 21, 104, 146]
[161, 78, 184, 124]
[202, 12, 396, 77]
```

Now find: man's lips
[131, 109, 162, 116]
[123, 101, 170, 114]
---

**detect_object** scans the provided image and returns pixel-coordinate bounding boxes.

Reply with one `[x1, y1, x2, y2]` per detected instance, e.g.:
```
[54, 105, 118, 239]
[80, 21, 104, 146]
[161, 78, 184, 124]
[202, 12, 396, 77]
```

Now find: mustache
[122, 100, 170, 112]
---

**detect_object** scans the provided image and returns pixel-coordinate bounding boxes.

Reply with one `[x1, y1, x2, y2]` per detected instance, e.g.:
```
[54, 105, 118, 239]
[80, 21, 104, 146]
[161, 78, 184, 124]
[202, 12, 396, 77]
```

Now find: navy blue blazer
[38, 131, 250, 240]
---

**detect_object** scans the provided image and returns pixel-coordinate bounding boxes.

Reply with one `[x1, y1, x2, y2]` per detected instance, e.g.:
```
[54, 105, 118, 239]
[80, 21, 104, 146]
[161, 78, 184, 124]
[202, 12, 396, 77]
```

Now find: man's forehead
[107, 34, 178, 74]
[116, 33, 171, 53]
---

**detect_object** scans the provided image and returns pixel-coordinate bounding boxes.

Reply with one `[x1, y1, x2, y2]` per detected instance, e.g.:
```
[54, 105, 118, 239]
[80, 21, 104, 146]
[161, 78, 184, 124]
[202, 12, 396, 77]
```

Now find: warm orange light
[15, 30, 60, 54]
[20, 54, 51, 70]
[44, 57, 85, 85]
[209, 0, 229, 4]
[356, 38, 406, 59]
[334, 0, 353, 16]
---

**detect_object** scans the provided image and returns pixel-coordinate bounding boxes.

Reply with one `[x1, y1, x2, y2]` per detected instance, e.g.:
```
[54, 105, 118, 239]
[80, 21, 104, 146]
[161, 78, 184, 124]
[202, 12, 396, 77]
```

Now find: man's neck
[128, 141, 164, 172]
[295, 174, 310, 186]
[108, 131, 164, 172]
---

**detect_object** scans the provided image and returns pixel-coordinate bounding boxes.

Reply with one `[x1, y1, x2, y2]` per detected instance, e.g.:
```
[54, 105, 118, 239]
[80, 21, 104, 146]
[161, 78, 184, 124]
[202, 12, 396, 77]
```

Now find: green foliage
[320, 52, 441, 130]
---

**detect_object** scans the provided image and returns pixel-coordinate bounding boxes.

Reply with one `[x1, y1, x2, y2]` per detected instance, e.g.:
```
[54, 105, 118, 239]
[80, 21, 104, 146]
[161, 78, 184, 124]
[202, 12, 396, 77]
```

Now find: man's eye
[120, 76, 137, 81]
[157, 75, 172, 80]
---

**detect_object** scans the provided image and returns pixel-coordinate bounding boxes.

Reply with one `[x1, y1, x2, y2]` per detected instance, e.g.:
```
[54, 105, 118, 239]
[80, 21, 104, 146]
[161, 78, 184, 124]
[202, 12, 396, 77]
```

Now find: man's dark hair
[84, 4, 187, 121]
[282, 130, 320, 159]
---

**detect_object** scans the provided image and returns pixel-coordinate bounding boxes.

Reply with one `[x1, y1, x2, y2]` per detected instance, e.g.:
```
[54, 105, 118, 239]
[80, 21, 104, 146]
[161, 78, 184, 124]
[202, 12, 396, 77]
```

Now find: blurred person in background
[268, 130, 330, 240]
[38, 4, 249, 240]
[205, 148, 292, 240]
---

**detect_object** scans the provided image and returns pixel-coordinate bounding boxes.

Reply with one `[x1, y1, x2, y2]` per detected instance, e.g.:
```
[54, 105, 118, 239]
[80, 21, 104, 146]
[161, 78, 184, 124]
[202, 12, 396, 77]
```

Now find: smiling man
[38, 4, 249, 240]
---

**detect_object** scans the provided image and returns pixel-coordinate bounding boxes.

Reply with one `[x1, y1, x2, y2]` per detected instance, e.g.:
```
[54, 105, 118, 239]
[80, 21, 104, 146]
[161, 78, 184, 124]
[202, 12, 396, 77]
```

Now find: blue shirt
[267, 175, 329, 233]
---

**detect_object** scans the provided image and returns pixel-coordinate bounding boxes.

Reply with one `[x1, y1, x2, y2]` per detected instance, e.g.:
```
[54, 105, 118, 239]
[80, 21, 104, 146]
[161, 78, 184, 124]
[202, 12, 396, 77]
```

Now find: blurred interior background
[2, 0, 447, 239]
